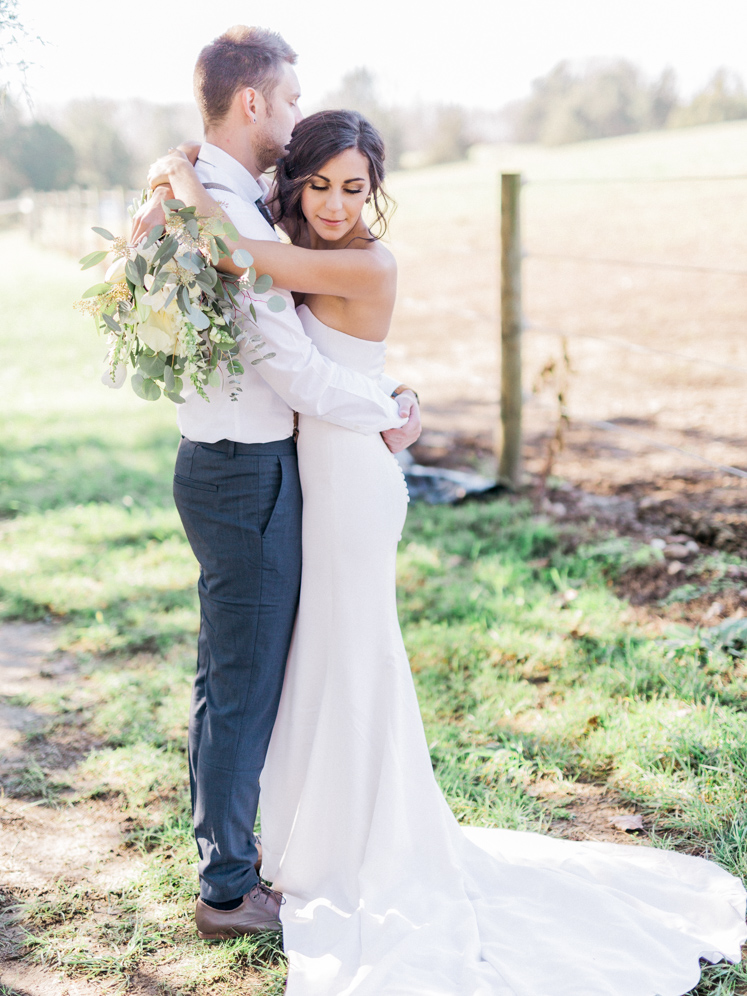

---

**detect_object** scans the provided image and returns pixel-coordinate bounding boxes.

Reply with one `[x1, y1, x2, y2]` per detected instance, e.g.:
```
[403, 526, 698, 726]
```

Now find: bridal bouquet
[76, 197, 285, 404]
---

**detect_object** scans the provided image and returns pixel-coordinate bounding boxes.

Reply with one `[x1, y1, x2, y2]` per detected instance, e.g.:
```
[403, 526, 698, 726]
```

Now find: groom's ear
[238, 86, 260, 124]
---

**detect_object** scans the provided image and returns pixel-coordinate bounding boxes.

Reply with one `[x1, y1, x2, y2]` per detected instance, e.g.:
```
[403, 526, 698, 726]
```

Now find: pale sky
[13, 0, 747, 113]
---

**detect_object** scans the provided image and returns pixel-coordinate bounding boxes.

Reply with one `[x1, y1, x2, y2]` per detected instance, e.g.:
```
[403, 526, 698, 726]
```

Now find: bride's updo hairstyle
[274, 109, 393, 239]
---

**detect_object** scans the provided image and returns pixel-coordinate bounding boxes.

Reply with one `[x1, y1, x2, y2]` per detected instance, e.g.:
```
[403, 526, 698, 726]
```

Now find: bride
[149, 110, 746, 996]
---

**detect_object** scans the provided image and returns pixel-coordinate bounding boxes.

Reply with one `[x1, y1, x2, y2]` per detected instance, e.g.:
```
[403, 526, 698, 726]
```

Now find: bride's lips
[319, 218, 345, 227]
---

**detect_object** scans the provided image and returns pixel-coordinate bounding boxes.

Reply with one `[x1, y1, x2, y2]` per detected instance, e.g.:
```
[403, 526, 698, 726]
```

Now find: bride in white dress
[156, 110, 746, 995]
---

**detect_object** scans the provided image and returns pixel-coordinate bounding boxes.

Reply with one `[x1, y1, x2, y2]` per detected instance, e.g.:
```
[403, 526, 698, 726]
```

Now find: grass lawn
[1, 234, 746, 994]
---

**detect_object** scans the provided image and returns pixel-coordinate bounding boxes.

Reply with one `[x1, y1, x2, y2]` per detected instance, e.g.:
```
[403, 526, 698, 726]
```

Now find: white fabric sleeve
[215, 191, 405, 434]
[379, 373, 401, 398]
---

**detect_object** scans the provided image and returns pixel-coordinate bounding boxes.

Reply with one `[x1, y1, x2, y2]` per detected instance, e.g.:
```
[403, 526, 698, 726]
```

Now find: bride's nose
[325, 189, 343, 212]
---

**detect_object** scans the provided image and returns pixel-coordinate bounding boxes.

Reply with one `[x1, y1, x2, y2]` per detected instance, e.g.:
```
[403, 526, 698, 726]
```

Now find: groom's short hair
[194, 26, 297, 127]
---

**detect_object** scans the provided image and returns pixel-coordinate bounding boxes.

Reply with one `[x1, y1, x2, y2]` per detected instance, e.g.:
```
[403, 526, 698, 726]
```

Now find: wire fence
[1, 187, 137, 258]
[501, 171, 747, 485]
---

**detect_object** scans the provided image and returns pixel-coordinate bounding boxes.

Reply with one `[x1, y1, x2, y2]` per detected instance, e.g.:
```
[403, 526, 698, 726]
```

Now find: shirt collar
[197, 142, 270, 203]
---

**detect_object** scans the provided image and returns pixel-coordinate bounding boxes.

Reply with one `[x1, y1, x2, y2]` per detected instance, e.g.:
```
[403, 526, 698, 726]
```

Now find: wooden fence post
[498, 172, 523, 488]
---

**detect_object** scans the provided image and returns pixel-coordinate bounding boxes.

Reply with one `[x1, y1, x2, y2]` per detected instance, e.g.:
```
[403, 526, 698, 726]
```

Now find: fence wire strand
[524, 175, 747, 186]
[524, 322, 747, 376]
[525, 251, 747, 277]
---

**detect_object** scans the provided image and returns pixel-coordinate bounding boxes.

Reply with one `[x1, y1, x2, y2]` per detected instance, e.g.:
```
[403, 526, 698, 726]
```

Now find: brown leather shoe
[195, 883, 283, 940]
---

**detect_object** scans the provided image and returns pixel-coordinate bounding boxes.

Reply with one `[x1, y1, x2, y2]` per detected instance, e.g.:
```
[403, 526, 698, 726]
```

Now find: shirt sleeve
[211, 190, 406, 434]
[379, 373, 401, 397]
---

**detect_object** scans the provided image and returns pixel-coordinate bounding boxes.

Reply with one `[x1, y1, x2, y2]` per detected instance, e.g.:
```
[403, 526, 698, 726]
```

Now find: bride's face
[301, 148, 372, 243]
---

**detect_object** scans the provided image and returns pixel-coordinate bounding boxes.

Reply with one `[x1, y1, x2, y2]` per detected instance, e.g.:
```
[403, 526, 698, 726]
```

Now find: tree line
[2, 59, 747, 197]
[509, 60, 747, 146]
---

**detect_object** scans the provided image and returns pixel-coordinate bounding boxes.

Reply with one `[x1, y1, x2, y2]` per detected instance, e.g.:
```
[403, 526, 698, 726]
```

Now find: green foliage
[669, 69, 747, 129]
[78, 206, 280, 405]
[511, 60, 747, 146]
[513, 59, 679, 146]
[60, 98, 134, 189]
[0, 103, 76, 197]
[322, 67, 405, 169]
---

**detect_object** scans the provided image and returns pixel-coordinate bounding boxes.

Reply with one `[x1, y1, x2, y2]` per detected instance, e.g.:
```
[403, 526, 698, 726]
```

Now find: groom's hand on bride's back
[382, 392, 421, 454]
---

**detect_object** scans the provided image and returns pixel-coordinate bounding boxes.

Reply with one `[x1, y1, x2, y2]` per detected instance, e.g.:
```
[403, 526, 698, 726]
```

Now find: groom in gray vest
[132, 25, 420, 938]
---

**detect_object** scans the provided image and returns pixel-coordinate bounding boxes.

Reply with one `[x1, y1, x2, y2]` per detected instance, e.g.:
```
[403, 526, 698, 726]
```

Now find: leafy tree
[0, 98, 76, 195]
[14, 120, 76, 190]
[423, 105, 472, 165]
[512, 60, 679, 145]
[669, 69, 747, 128]
[0, 0, 40, 103]
[60, 98, 134, 188]
[322, 67, 404, 170]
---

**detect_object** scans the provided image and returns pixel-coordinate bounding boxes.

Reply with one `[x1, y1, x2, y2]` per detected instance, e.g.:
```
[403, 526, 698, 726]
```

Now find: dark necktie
[202, 180, 274, 229]
[255, 197, 274, 228]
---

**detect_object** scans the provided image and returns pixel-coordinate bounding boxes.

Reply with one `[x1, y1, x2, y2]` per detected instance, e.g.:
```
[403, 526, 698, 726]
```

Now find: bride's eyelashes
[309, 184, 364, 195]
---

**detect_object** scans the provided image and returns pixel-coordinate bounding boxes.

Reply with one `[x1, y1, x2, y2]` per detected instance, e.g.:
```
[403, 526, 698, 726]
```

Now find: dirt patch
[0, 623, 146, 994]
[527, 780, 651, 845]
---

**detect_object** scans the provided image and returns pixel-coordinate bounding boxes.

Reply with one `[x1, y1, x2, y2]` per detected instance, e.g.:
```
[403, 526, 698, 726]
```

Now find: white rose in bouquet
[137, 305, 181, 354]
[104, 256, 128, 284]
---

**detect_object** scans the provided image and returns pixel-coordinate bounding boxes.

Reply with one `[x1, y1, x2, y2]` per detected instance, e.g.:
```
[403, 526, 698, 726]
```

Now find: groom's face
[254, 62, 303, 172]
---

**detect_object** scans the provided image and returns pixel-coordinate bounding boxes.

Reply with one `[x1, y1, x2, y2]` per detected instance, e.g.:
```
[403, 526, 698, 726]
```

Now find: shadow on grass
[0, 421, 180, 516]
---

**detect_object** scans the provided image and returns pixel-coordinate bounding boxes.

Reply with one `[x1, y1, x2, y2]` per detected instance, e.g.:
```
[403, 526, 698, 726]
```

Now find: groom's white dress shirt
[176, 143, 403, 445]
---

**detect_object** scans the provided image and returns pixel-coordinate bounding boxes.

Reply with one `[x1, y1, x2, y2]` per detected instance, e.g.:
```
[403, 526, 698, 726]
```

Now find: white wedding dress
[259, 304, 746, 996]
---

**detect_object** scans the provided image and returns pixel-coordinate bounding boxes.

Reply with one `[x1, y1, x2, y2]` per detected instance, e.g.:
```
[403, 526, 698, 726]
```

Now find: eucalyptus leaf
[253, 273, 272, 294]
[101, 313, 121, 332]
[267, 295, 286, 313]
[134, 253, 148, 280]
[165, 391, 186, 404]
[92, 226, 116, 241]
[214, 236, 230, 258]
[140, 224, 164, 249]
[249, 303, 257, 321]
[125, 257, 144, 287]
[131, 373, 161, 401]
[186, 219, 199, 239]
[162, 285, 178, 311]
[149, 269, 170, 295]
[138, 353, 165, 379]
[79, 250, 109, 270]
[206, 369, 221, 388]
[164, 199, 186, 210]
[232, 248, 254, 269]
[177, 286, 190, 314]
[186, 303, 211, 330]
[195, 271, 215, 292]
[153, 237, 178, 266]
[209, 238, 220, 266]
[176, 253, 201, 275]
[222, 221, 240, 241]
[163, 365, 176, 392]
[226, 360, 244, 376]
[82, 282, 111, 298]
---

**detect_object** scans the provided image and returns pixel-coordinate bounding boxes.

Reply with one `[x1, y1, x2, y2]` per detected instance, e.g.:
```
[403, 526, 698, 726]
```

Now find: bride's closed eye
[309, 184, 364, 194]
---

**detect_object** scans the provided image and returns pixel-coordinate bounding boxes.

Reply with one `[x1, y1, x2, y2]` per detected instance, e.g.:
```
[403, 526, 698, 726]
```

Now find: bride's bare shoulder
[362, 239, 397, 277]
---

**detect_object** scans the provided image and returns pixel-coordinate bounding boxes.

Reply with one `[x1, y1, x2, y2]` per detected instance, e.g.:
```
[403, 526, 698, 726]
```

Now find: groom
[132, 26, 420, 938]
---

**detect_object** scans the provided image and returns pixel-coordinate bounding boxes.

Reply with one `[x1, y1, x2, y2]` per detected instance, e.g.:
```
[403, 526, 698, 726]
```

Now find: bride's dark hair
[273, 109, 393, 239]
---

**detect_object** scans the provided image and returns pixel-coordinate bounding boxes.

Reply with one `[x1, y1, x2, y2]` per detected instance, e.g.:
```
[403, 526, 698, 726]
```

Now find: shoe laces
[250, 882, 285, 907]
